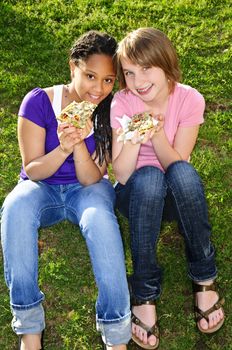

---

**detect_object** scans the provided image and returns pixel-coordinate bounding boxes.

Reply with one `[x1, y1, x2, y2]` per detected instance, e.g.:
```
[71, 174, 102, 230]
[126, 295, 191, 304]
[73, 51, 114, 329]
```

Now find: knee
[132, 166, 166, 198]
[166, 161, 202, 187]
[166, 161, 205, 199]
[1, 191, 32, 222]
[84, 180, 116, 208]
[1, 192, 37, 245]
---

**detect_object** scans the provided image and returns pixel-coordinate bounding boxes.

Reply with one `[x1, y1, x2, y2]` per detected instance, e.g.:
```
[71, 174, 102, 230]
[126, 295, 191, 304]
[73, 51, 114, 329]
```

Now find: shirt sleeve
[110, 91, 130, 129]
[179, 87, 205, 127]
[18, 88, 51, 128]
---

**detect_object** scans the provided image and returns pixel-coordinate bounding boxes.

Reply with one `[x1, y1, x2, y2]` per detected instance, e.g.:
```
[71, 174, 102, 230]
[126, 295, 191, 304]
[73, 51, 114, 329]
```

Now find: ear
[69, 60, 76, 79]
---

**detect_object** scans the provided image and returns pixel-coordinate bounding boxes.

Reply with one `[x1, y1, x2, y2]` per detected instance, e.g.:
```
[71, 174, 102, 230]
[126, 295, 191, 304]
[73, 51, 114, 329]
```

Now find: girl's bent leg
[165, 161, 217, 281]
[166, 162, 224, 333]
[125, 166, 166, 300]
[66, 179, 131, 345]
[116, 167, 164, 348]
[1, 180, 65, 334]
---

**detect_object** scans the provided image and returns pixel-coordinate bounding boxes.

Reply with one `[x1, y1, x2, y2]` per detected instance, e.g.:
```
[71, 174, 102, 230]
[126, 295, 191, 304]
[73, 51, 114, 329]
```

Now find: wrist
[74, 142, 85, 150]
[151, 127, 164, 141]
[73, 153, 91, 164]
[58, 145, 71, 157]
[124, 140, 141, 148]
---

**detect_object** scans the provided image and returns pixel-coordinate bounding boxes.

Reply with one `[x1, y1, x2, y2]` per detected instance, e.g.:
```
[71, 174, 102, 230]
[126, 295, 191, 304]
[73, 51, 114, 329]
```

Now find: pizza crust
[57, 100, 97, 128]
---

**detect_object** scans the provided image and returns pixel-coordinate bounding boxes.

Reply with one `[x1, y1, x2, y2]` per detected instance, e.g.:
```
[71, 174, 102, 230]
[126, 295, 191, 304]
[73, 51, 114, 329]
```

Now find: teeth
[89, 94, 101, 100]
[137, 85, 152, 93]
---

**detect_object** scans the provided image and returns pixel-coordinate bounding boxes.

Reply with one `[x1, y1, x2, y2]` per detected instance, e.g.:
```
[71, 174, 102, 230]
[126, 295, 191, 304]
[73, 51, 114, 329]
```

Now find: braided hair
[70, 31, 117, 165]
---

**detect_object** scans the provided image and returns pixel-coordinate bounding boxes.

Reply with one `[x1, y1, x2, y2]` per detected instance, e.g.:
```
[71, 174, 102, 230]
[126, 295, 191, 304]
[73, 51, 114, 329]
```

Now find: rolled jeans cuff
[96, 311, 131, 346]
[188, 248, 217, 282]
[11, 304, 45, 335]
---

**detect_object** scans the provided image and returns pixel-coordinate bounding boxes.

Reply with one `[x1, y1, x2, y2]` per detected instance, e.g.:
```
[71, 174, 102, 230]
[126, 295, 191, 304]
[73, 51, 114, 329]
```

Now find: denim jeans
[115, 161, 217, 301]
[1, 178, 131, 345]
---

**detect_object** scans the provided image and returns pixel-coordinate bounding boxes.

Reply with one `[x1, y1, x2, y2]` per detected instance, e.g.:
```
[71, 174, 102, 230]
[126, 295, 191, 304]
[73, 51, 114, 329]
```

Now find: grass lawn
[0, 0, 231, 349]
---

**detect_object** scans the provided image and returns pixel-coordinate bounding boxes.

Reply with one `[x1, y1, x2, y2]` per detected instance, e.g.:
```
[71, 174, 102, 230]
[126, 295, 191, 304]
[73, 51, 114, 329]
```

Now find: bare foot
[20, 334, 42, 350]
[132, 304, 158, 347]
[196, 280, 224, 331]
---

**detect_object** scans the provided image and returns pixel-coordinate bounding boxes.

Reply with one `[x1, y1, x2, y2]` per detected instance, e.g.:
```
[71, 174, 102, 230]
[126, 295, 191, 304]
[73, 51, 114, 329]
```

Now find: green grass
[0, 0, 231, 349]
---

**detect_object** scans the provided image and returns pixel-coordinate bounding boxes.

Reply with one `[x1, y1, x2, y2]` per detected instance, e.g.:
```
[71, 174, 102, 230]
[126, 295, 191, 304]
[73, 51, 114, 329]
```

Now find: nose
[134, 73, 145, 89]
[93, 80, 104, 94]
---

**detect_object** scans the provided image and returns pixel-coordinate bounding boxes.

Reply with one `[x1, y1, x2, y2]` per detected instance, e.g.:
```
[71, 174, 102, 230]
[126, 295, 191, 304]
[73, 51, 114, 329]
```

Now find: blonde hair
[117, 27, 181, 92]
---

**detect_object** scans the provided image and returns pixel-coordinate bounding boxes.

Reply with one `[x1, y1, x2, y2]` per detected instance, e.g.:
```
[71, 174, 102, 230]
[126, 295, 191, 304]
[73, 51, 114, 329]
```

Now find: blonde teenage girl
[110, 27, 224, 349]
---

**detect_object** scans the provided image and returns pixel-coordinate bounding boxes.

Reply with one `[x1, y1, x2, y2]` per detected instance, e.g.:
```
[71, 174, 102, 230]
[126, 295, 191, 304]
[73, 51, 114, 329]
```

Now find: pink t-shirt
[110, 83, 205, 172]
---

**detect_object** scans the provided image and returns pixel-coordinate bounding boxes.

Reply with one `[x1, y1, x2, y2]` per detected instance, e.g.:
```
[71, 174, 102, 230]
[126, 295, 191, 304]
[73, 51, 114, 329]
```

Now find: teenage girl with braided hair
[1, 31, 131, 350]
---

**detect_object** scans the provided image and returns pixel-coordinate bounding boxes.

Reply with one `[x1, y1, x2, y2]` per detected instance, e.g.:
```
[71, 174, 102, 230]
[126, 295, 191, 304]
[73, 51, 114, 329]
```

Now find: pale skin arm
[151, 124, 200, 170]
[112, 128, 140, 185]
[112, 121, 161, 185]
[18, 117, 106, 185]
[112, 113, 200, 183]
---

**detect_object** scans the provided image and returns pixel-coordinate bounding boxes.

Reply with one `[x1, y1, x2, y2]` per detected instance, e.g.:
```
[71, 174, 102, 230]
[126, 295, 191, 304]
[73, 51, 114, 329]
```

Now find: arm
[19, 117, 107, 184]
[112, 128, 142, 185]
[71, 119, 107, 186]
[151, 86, 205, 170]
[72, 141, 107, 186]
[112, 114, 164, 184]
[151, 124, 200, 170]
[18, 117, 70, 181]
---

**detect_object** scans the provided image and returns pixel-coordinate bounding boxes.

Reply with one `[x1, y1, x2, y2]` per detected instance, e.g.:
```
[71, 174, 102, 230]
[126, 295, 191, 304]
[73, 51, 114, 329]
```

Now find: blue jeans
[115, 161, 217, 301]
[1, 178, 131, 345]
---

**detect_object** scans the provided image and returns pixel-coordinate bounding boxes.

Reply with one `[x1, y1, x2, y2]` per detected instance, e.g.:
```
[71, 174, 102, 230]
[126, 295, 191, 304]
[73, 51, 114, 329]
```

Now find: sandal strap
[194, 297, 225, 322]
[193, 281, 225, 322]
[131, 297, 156, 306]
[192, 281, 217, 293]
[131, 312, 159, 338]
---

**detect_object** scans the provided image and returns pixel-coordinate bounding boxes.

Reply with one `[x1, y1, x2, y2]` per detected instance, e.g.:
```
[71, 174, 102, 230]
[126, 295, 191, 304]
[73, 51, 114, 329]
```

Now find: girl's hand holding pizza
[153, 114, 164, 134]
[57, 122, 82, 154]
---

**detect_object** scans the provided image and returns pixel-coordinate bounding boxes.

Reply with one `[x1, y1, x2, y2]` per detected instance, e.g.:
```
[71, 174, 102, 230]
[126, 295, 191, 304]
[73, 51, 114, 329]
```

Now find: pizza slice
[127, 112, 155, 134]
[56, 100, 97, 128]
[116, 112, 158, 142]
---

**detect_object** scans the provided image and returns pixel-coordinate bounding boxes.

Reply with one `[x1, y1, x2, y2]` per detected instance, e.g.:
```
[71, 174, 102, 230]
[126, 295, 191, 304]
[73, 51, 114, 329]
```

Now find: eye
[142, 67, 150, 71]
[104, 78, 114, 84]
[124, 71, 133, 77]
[87, 74, 95, 80]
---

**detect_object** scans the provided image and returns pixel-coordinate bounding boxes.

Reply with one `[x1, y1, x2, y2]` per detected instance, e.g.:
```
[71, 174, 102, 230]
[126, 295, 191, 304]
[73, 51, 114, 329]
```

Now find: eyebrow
[85, 69, 116, 77]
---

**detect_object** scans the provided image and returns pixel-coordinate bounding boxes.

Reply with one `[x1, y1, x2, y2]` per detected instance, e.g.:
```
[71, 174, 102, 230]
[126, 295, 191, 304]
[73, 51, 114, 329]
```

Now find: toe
[135, 326, 140, 339]
[219, 308, 224, 320]
[132, 323, 136, 334]
[199, 318, 209, 330]
[148, 335, 157, 346]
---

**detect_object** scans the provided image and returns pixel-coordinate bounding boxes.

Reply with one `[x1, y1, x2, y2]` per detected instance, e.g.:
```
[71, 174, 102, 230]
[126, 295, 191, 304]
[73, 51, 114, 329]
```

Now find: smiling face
[70, 53, 116, 105]
[121, 56, 169, 105]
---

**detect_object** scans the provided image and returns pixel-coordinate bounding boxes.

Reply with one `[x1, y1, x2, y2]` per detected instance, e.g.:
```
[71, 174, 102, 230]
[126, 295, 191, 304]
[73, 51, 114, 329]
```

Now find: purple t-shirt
[18, 87, 96, 184]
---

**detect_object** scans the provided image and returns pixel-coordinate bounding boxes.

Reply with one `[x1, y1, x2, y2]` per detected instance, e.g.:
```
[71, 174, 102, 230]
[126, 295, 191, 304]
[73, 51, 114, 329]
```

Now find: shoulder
[43, 86, 54, 104]
[172, 84, 205, 125]
[19, 87, 49, 112]
[111, 90, 143, 129]
[18, 87, 53, 127]
[173, 83, 205, 108]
